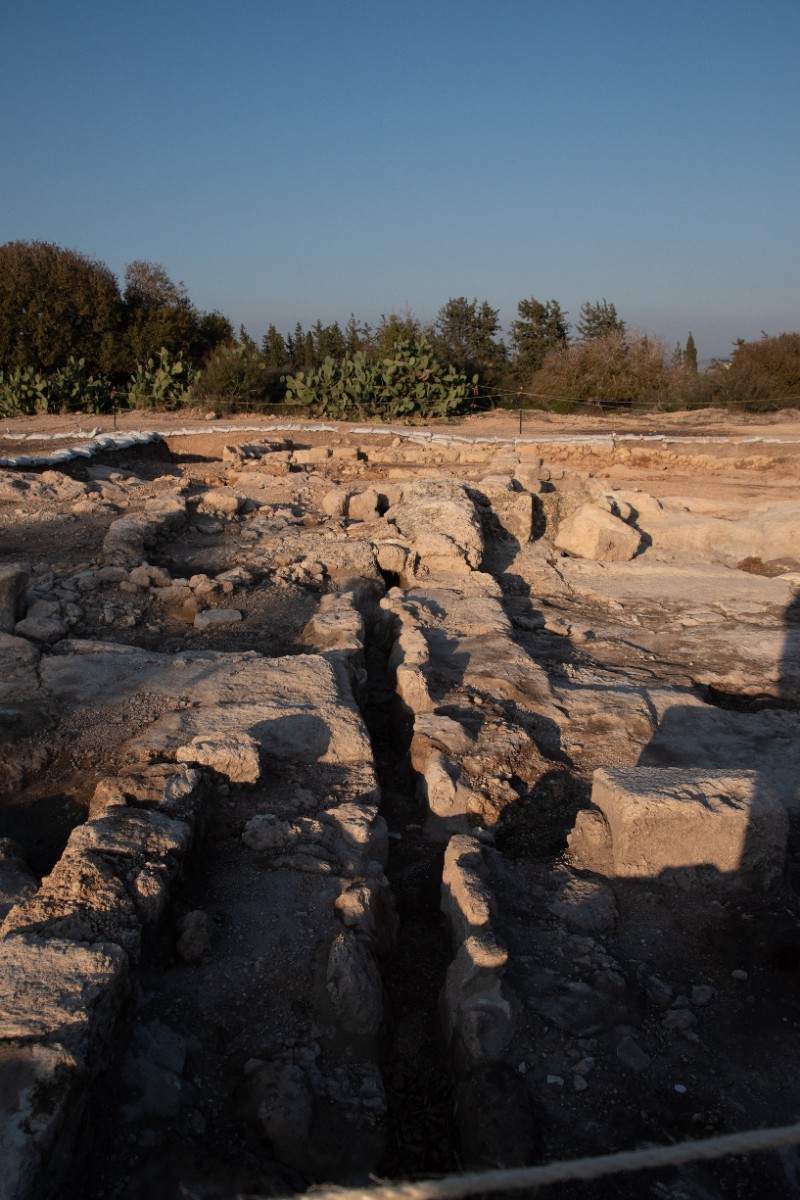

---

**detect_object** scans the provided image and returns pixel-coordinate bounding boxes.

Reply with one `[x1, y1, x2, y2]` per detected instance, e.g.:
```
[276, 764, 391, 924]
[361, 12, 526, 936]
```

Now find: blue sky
[1, 0, 798, 360]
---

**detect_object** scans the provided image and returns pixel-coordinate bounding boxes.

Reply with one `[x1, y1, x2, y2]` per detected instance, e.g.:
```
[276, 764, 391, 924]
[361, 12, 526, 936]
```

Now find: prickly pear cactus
[284, 338, 473, 420]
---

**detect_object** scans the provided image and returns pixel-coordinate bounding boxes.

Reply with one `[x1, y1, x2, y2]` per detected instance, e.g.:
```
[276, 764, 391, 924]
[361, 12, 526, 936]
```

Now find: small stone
[573, 1074, 588, 1092]
[731, 969, 749, 981]
[193, 608, 243, 631]
[616, 1037, 651, 1073]
[644, 975, 674, 1009]
[662, 1009, 697, 1032]
[546, 1075, 564, 1087]
[674, 1083, 687, 1094]
[176, 910, 211, 963]
[691, 985, 716, 1007]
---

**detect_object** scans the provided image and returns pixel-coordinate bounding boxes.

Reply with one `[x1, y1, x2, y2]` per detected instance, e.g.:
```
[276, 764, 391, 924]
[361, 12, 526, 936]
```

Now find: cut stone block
[569, 766, 788, 891]
[555, 504, 641, 562]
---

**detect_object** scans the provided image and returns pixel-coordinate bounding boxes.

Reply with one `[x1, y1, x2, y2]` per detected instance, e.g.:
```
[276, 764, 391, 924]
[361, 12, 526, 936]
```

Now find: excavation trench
[360, 600, 461, 1178]
[54, 582, 462, 1200]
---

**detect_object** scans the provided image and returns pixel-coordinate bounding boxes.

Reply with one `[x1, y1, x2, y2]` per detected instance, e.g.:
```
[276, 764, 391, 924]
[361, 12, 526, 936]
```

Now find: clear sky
[2, 0, 798, 360]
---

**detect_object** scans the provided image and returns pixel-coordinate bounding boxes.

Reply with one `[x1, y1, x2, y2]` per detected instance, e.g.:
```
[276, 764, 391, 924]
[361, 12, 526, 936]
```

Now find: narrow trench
[361, 598, 462, 1178]
[61, 585, 460, 1199]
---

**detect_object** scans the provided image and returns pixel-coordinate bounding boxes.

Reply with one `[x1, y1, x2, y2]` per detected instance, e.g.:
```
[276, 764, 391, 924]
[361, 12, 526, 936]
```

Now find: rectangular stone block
[571, 767, 787, 891]
[0, 937, 128, 1064]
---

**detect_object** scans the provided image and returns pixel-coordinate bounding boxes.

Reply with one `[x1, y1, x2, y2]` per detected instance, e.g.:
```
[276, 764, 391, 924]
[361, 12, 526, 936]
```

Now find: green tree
[345, 313, 371, 356]
[684, 331, 698, 373]
[313, 320, 347, 362]
[262, 324, 288, 371]
[123, 260, 231, 368]
[289, 323, 307, 370]
[0, 240, 124, 376]
[509, 297, 569, 380]
[577, 298, 625, 341]
[432, 297, 506, 383]
[375, 310, 423, 357]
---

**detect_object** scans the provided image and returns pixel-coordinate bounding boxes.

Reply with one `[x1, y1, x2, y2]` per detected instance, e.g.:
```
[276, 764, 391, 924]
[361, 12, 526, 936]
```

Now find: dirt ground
[2, 405, 800, 1200]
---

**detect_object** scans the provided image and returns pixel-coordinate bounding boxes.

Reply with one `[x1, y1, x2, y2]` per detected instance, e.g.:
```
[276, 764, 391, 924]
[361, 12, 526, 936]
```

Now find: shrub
[0, 366, 50, 416]
[49, 356, 113, 413]
[127, 348, 194, 410]
[529, 331, 670, 409]
[717, 333, 800, 409]
[188, 344, 274, 412]
[283, 338, 474, 421]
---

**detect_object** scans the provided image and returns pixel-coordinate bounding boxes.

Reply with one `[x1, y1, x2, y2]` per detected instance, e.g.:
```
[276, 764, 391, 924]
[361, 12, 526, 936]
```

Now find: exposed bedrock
[1, 425, 799, 1198]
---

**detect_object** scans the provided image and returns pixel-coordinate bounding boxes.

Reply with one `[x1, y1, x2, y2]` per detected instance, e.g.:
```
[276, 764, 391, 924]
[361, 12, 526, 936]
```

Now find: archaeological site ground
[1, 406, 800, 1200]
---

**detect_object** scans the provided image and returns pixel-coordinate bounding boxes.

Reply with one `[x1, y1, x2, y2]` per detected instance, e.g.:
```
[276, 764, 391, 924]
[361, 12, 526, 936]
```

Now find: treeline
[1, 240, 798, 417]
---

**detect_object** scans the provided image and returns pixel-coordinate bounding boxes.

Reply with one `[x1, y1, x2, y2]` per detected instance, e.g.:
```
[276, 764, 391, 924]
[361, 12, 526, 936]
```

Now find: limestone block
[569, 766, 788, 891]
[385, 478, 484, 573]
[198, 488, 244, 517]
[292, 446, 331, 465]
[554, 504, 641, 562]
[300, 594, 364, 654]
[89, 764, 204, 825]
[193, 608, 243, 631]
[143, 494, 187, 528]
[513, 464, 546, 492]
[441, 835, 494, 942]
[129, 564, 171, 588]
[176, 731, 262, 783]
[0, 936, 128, 1063]
[322, 488, 348, 517]
[375, 541, 412, 578]
[0, 564, 30, 633]
[419, 753, 477, 834]
[325, 802, 388, 869]
[102, 518, 153, 563]
[326, 929, 383, 1036]
[14, 616, 68, 644]
[444, 950, 515, 1063]
[347, 489, 381, 522]
[175, 911, 211, 962]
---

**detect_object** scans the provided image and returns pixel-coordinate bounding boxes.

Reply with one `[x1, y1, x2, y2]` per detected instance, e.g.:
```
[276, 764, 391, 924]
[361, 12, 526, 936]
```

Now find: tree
[577, 298, 625, 341]
[375, 310, 423, 357]
[290, 323, 307, 370]
[432, 297, 505, 382]
[684, 331, 698, 373]
[262, 324, 288, 371]
[0, 240, 124, 376]
[345, 313, 371, 357]
[531, 330, 669, 406]
[716, 332, 800, 408]
[123, 260, 231, 368]
[313, 320, 347, 362]
[238, 325, 257, 352]
[509, 297, 569, 379]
